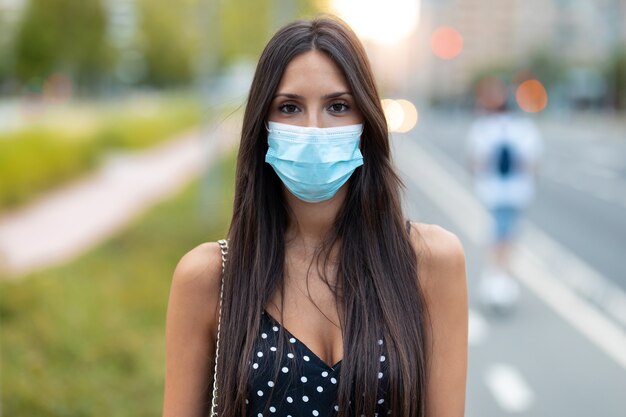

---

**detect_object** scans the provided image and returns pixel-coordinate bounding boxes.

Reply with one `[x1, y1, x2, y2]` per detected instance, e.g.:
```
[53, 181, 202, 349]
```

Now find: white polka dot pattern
[246, 311, 391, 416]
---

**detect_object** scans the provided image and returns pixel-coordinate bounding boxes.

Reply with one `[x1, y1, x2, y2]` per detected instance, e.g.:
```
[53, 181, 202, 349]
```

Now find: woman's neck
[284, 184, 347, 251]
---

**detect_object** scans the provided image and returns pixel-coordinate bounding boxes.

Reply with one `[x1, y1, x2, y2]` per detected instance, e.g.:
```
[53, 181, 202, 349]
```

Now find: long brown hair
[214, 16, 429, 417]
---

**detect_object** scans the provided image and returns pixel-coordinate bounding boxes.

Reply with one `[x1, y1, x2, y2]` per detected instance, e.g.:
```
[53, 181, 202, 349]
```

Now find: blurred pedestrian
[466, 76, 543, 314]
[163, 16, 468, 417]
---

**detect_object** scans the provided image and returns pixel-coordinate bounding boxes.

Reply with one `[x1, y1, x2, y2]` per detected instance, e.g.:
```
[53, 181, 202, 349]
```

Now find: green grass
[0, 94, 204, 210]
[0, 150, 236, 416]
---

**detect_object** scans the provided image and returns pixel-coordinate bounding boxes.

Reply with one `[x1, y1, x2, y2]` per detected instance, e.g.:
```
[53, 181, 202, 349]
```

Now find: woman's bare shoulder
[172, 242, 223, 292]
[407, 222, 466, 289]
[169, 242, 224, 336]
[163, 242, 224, 416]
[406, 226, 468, 416]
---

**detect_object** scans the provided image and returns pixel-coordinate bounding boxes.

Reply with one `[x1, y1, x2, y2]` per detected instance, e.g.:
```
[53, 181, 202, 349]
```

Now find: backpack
[493, 140, 518, 177]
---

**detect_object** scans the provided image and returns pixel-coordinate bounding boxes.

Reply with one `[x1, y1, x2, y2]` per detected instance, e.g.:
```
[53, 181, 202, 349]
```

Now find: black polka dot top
[246, 310, 391, 417]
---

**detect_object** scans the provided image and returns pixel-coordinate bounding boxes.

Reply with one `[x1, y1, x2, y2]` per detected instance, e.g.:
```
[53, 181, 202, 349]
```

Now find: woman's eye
[279, 104, 299, 114]
[329, 102, 349, 113]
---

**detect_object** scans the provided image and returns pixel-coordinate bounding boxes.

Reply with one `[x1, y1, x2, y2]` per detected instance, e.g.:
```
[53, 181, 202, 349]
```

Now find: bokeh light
[382, 98, 419, 133]
[382, 99, 404, 131]
[331, 0, 420, 45]
[516, 79, 548, 113]
[431, 26, 464, 60]
[396, 99, 418, 132]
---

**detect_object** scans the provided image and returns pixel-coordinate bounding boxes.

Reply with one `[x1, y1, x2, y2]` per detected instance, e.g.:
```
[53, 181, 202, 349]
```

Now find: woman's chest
[265, 270, 343, 368]
[245, 311, 391, 416]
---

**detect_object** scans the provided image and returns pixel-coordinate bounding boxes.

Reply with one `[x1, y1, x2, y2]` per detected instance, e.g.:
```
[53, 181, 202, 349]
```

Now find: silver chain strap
[211, 239, 228, 416]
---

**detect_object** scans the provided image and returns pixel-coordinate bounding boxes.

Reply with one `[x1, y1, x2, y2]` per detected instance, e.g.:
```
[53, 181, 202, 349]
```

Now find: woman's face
[267, 50, 363, 127]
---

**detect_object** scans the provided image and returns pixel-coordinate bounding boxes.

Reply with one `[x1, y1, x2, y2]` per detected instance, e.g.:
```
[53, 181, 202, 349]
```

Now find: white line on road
[484, 363, 535, 413]
[512, 245, 626, 369]
[393, 137, 487, 244]
[393, 135, 626, 371]
[521, 224, 626, 330]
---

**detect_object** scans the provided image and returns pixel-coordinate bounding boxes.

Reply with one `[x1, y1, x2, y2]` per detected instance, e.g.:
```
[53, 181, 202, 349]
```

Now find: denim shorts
[490, 205, 522, 242]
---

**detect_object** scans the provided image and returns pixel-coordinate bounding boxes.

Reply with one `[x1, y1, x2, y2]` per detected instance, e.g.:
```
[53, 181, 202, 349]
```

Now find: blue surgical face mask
[265, 121, 364, 203]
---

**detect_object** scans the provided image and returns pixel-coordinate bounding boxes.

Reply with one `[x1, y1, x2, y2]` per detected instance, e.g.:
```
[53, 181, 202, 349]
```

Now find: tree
[13, 0, 113, 92]
[135, 0, 200, 86]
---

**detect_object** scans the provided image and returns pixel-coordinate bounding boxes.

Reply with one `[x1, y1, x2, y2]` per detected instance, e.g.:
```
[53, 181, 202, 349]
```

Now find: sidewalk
[0, 115, 240, 279]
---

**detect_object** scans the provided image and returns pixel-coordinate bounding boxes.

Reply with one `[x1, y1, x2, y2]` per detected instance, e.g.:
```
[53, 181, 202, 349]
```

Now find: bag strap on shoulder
[211, 239, 228, 416]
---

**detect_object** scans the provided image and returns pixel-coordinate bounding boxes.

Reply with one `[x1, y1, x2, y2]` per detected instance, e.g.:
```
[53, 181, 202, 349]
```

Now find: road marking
[512, 245, 626, 370]
[484, 363, 535, 413]
[393, 137, 487, 244]
[468, 309, 488, 346]
[521, 224, 626, 330]
[393, 136, 626, 370]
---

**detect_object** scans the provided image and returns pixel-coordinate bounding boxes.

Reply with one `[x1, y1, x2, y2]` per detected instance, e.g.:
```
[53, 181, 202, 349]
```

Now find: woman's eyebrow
[322, 91, 352, 99]
[274, 92, 304, 99]
[273, 91, 353, 99]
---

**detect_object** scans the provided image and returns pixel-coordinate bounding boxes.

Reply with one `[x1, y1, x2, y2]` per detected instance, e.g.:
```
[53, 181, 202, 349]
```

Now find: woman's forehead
[275, 50, 350, 96]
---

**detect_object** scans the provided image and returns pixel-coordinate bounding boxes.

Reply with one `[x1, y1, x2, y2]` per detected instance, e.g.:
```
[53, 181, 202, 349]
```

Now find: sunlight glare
[331, 0, 420, 45]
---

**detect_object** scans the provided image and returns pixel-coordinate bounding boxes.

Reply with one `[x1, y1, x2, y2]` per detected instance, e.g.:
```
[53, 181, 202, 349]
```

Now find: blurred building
[421, 0, 626, 101]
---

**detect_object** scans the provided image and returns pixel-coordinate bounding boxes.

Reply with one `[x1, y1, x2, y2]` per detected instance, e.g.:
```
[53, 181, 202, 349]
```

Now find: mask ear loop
[358, 124, 364, 150]
[264, 122, 271, 147]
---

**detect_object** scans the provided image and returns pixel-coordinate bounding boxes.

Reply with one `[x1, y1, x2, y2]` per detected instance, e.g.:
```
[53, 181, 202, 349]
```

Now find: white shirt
[466, 112, 543, 209]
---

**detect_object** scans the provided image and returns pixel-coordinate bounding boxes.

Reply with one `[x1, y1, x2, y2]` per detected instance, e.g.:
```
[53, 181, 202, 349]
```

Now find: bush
[0, 151, 236, 416]
[0, 96, 202, 210]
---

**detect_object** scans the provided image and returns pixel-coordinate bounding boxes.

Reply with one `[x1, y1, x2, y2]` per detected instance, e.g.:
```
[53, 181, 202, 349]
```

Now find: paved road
[392, 110, 626, 417]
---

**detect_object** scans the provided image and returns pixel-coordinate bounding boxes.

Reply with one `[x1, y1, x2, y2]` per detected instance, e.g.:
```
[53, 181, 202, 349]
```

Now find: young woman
[163, 16, 468, 417]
